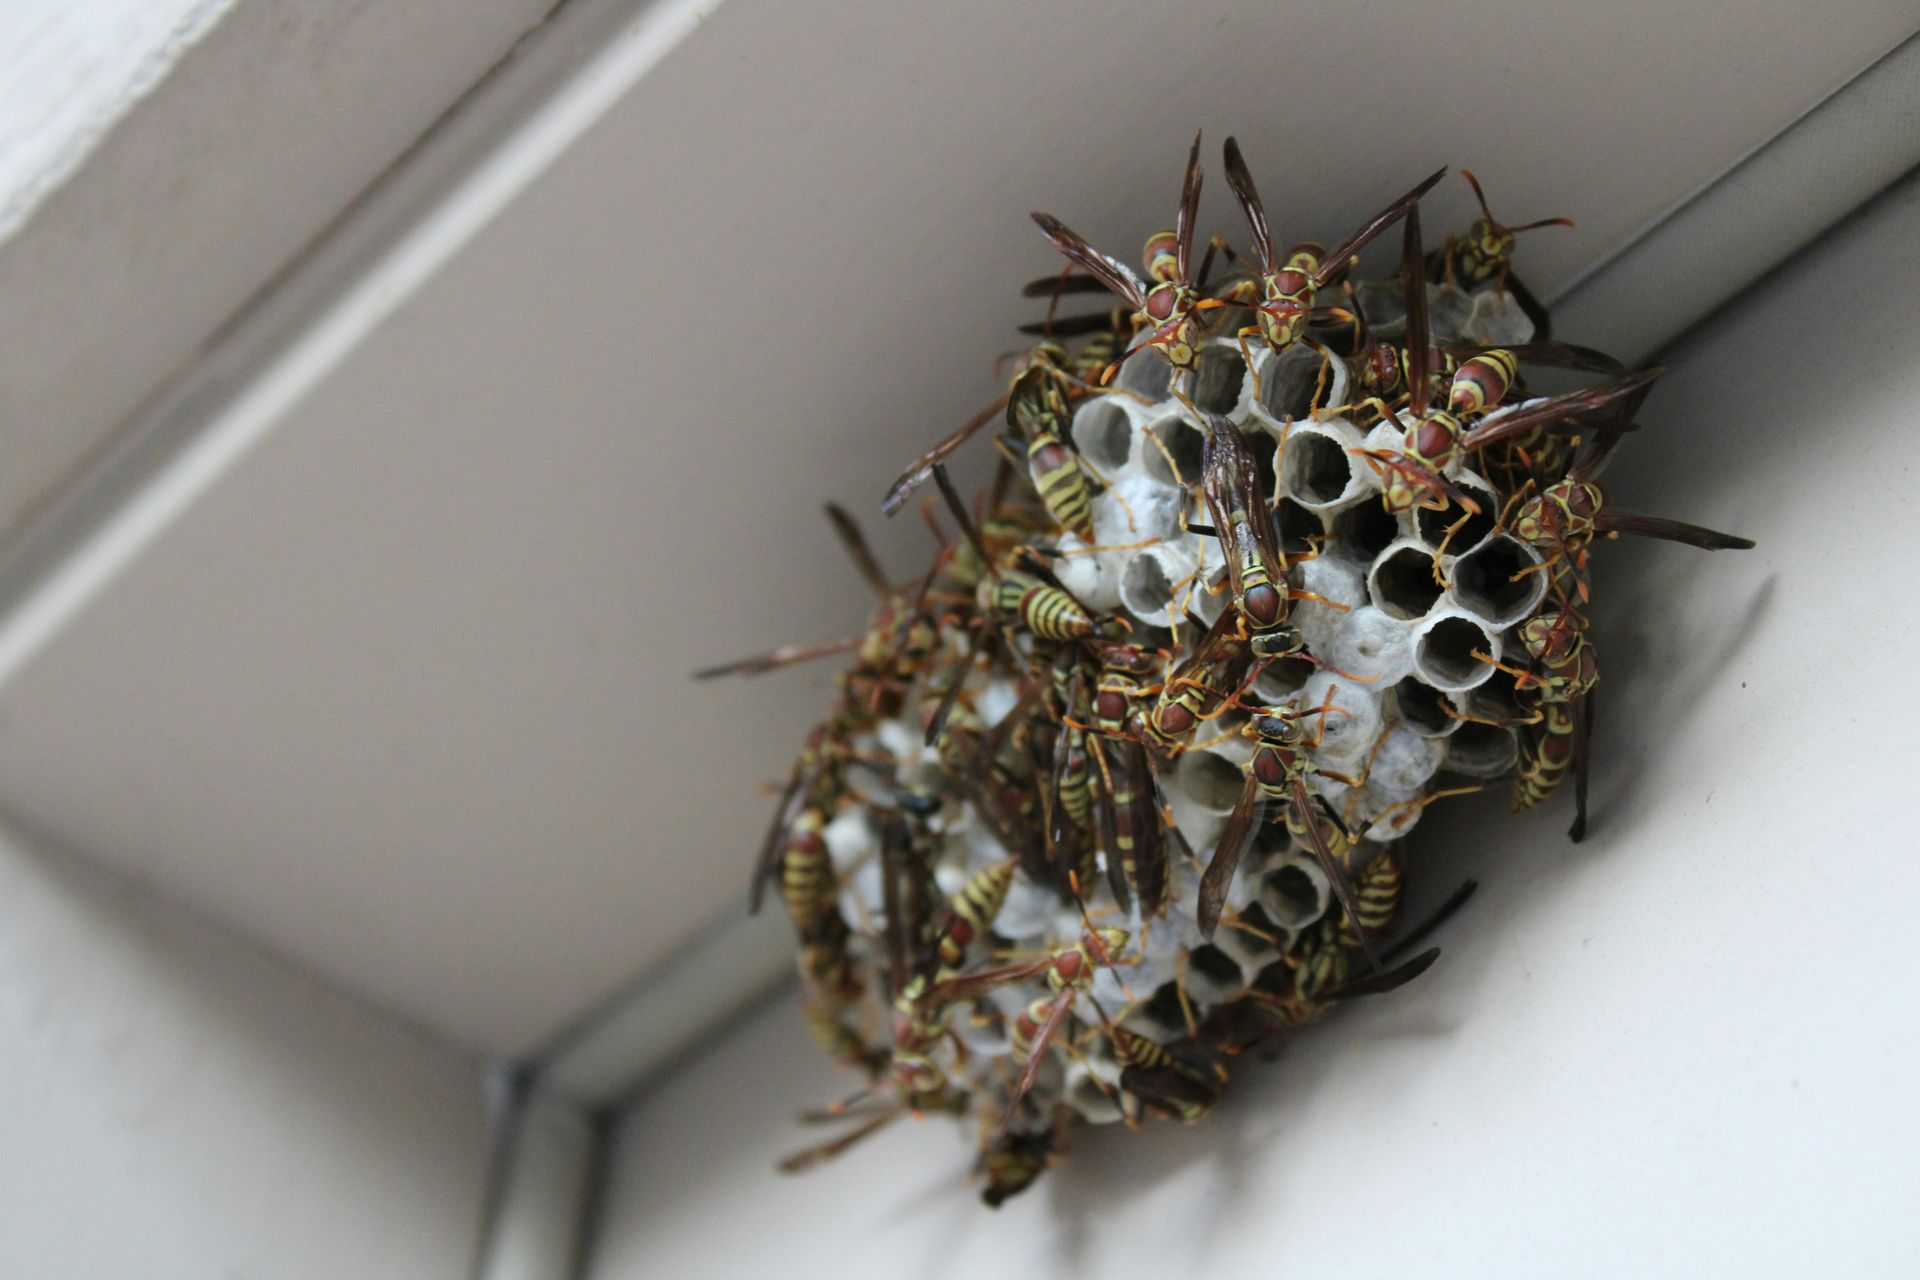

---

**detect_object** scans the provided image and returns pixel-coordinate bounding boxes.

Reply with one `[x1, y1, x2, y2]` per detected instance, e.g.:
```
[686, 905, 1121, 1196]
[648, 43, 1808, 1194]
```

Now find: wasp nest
[703, 134, 1752, 1205]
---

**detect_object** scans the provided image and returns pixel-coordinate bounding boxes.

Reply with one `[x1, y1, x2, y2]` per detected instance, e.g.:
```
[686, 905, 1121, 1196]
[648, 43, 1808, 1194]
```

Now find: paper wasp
[1030, 131, 1225, 379]
[1219, 136, 1444, 362]
[1196, 696, 1378, 969]
[1508, 429, 1755, 598]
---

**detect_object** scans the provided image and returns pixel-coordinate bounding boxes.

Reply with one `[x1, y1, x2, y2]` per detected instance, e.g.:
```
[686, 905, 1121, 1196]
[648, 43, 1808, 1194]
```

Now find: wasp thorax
[1407, 413, 1463, 467]
[1144, 282, 1183, 322]
[1242, 581, 1282, 627]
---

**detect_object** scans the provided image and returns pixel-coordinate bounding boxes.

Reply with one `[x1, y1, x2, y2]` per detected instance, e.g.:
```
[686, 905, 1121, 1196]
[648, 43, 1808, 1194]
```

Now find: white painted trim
[474, 1087, 602, 1280]
[0, 0, 725, 686]
[0, 1, 239, 241]
[1551, 32, 1920, 363]
[540, 911, 794, 1110]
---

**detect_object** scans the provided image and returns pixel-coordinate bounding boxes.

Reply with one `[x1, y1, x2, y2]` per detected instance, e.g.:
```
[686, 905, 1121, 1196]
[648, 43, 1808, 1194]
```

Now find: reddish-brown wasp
[952, 926, 1131, 1120]
[1140, 603, 1257, 751]
[881, 337, 1120, 532]
[1347, 204, 1660, 514]
[1197, 697, 1375, 962]
[1219, 136, 1445, 361]
[1508, 429, 1755, 597]
[1426, 170, 1573, 336]
[1199, 413, 1314, 657]
[1031, 131, 1224, 379]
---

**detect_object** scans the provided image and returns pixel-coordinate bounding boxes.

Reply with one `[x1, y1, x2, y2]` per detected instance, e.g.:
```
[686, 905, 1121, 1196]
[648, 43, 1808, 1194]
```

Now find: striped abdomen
[1340, 847, 1403, 947]
[1514, 701, 1575, 811]
[1027, 435, 1094, 540]
[799, 914, 861, 1000]
[1449, 349, 1518, 417]
[1010, 996, 1057, 1062]
[778, 811, 838, 931]
[936, 860, 1017, 970]
[1057, 727, 1096, 830]
[989, 574, 1094, 642]
[1292, 918, 1349, 1006]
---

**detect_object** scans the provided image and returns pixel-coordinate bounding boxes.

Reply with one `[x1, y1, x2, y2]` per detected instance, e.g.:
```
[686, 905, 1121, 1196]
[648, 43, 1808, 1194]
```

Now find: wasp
[801, 996, 886, 1078]
[942, 927, 1132, 1120]
[883, 338, 1117, 536]
[798, 912, 864, 1004]
[1339, 845, 1404, 949]
[1007, 355, 1096, 539]
[1199, 412, 1321, 658]
[1426, 170, 1573, 336]
[925, 859, 1019, 976]
[932, 463, 1112, 647]
[1140, 603, 1256, 751]
[1219, 136, 1445, 361]
[1109, 1023, 1225, 1123]
[1344, 204, 1662, 514]
[978, 1126, 1061, 1208]
[695, 503, 946, 724]
[1031, 131, 1225, 379]
[1468, 595, 1601, 839]
[1197, 697, 1374, 958]
[1508, 429, 1755, 596]
[1513, 697, 1580, 828]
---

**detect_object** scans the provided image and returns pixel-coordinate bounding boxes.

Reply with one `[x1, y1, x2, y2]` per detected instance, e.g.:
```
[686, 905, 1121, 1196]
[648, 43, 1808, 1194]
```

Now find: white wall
[0, 819, 492, 1279]
[582, 173, 1920, 1279]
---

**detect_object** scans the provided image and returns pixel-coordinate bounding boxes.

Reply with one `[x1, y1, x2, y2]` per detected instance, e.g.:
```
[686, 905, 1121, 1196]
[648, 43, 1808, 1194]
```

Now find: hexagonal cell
[1142, 412, 1207, 488]
[1328, 498, 1398, 563]
[1327, 605, 1415, 685]
[1183, 943, 1250, 1004]
[1119, 544, 1198, 628]
[1411, 611, 1500, 692]
[1187, 565, 1232, 626]
[1220, 900, 1283, 960]
[1363, 723, 1446, 795]
[1451, 534, 1549, 629]
[1064, 1063, 1125, 1124]
[1352, 278, 1407, 337]
[1174, 746, 1249, 815]
[1242, 426, 1279, 499]
[1390, 676, 1461, 738]
[1072, 398, 1136, 473]
[1130, 982, 1193, 1040]
[1427, 282, 1475, 344]
[1188, 343, 1251, 416]
[1273, 495, 1319, 557]
[1442, 719, 1520, 778]
[1255, 342, 1347, 421]
[1368, 540, 1445, 621]
[1413, 475, 1498, 551]
[1114, 347, 1174, 403]
[1252, 654, 1315, 704]
[1279, 422, 1365, 511]
[1464, 286, 1536, 346]
[1297, 672, 1383, 765]
[1259, 854, 1331, 930]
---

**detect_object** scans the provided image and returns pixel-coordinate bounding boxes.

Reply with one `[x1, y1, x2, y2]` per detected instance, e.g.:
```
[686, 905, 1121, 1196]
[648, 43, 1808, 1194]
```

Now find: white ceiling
[0, 0, 1909, 1057]
[0, 0, 556, 552]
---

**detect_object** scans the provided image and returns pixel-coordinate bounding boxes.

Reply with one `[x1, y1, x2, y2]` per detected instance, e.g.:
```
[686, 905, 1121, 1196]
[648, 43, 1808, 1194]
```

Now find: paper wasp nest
[708, 137, 1752, 1205]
